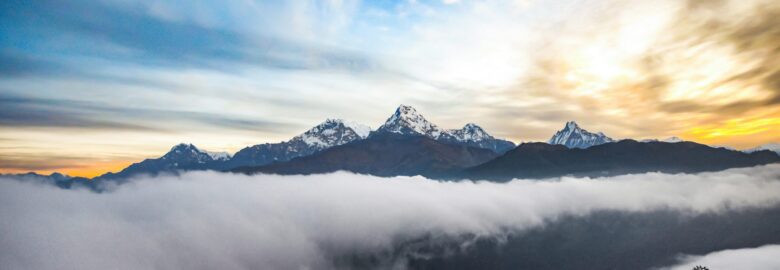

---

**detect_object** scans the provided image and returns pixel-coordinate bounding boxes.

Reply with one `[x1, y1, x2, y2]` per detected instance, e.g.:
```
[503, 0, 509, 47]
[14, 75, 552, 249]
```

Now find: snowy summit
[375, 105, 515, 153]
[548, 121, 614, 149]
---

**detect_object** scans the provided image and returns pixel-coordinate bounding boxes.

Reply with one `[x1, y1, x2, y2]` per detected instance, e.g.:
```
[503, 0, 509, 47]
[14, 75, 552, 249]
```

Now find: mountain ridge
[463, 139, 780, 181]
[13, 105, 779, 184]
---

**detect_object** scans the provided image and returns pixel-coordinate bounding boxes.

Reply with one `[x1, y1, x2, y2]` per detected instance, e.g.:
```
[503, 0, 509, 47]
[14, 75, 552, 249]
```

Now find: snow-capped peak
[165, 143, 231, 161]
[641, 136, 684, 143]
[549, 121, 614, 148]
[163, 143, 223, 163]
[292, 118, 371, 148]
[449, 123, 492, 142]
[377, 104, 445, 138]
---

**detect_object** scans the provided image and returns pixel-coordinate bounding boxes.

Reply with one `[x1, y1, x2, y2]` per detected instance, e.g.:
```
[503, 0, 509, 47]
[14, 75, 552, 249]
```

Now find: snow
[167, 143, 231, 161]
[548, 121, 614, 148]
[449, 123, 492, 142]
[300, 134, 328, 147]
[662, 137, 683, 143]
[641, 137, 685, 143]
[378, 105, 506, 144]
[204, 150, 232, 161]
[293, 118, 370, 148]
[342, 120, 371, 138]
[379, 104, 446, 138]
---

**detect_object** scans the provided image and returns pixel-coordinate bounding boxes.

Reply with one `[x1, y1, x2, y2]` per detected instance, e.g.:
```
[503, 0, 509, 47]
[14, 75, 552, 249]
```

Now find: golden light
[684, 117, 780, 148]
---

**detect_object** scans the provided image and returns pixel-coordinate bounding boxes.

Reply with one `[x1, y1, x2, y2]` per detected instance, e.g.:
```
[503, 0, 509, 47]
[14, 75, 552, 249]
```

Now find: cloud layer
[2, 165, 780, 269]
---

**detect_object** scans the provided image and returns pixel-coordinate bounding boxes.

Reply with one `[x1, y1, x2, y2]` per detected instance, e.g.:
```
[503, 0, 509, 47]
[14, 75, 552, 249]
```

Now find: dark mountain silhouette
[97, 143, 231, 181]
[463, 140, 780, 181]
[233, 132, 499, 177]
[0, 172, 94, 189]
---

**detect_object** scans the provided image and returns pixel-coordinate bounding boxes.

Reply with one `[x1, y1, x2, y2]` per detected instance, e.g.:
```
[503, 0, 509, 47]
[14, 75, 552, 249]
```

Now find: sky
[1, 0, 779, 177]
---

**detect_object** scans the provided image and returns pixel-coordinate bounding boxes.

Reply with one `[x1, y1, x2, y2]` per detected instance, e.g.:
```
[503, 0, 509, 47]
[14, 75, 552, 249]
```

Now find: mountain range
[4, 105, 779, 186]
[96, 105, 514, 181]
[463, 140, 780, 181]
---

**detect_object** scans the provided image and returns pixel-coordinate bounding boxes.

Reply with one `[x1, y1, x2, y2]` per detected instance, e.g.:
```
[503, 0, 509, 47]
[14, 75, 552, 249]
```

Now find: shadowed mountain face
[233, 133, 499, 177]
[98, 143, 231, 180]
[464, 140, 780, 181]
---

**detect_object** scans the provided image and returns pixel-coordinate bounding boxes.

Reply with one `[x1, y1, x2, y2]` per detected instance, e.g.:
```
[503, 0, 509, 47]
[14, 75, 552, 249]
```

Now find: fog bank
[2, 165, 780, 269]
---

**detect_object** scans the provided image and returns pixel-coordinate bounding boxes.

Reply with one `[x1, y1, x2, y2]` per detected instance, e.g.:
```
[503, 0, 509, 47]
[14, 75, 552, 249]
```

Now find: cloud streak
[1, 165, 780, 269]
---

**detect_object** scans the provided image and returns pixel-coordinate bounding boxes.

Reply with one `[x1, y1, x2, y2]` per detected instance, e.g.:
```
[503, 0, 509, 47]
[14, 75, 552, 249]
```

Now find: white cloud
[663, 245, 780, 270]
[1, 165, 780, 269]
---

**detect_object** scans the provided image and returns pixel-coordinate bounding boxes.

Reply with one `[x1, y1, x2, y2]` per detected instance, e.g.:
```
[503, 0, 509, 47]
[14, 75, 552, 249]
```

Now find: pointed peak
[549, 121, 613, 148]
[378, 104, 442, 138]
[393, 104, 421, 118]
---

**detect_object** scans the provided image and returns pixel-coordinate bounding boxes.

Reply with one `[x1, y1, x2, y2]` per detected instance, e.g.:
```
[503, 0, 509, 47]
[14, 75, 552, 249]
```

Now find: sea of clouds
[2, 165, 780, 269]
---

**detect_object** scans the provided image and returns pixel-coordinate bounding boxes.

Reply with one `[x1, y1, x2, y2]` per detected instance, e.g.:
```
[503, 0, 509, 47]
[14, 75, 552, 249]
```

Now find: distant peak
[293, 118, 372, 148]
[549, 121, 613, 148]
[662, 136, 683, 143]
[171, 143, 198, 151]
[458, 123, 488, 135]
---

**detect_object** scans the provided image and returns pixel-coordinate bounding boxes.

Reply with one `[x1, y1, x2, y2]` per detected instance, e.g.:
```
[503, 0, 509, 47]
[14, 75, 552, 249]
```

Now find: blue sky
[2, 0, 779, 176]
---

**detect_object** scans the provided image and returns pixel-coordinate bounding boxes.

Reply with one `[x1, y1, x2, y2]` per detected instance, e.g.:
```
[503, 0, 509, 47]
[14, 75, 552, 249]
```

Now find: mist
[2, 165, 780, 269]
